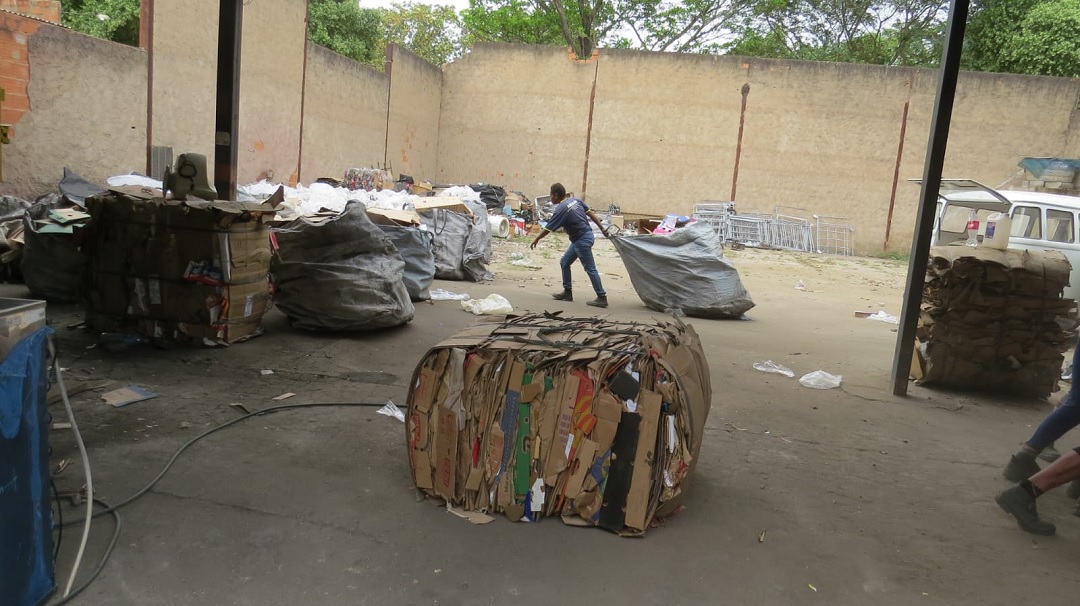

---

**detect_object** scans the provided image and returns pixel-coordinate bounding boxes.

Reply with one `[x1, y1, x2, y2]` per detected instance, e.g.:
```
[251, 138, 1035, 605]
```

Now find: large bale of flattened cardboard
[918, 246, 1079, 398]
[405, 313, 712, 536]
[83, 189, 274, 345]
[611, 222, 755, 319]
[272, 201, 414, 331]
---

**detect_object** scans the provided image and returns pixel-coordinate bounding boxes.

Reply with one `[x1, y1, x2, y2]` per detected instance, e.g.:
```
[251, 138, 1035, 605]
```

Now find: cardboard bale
[82, 190, 275, 345]
[917, 246, 1078, 397]
[405, 313, 712, 536]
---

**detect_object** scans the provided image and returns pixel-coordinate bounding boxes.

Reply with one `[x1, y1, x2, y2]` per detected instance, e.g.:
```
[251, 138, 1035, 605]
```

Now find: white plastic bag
[753, 360, 795, 378]
[461, 294, 513, 315]
[799, 370, 842, 389]
[865, 310, 899, 324]
[377, 400, 405, 422]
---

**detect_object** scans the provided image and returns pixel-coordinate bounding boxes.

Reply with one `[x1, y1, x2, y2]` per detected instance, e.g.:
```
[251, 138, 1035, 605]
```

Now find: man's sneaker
[1003, 454, 1041, 482]
[1068, 480, 1080, 501]
[996, 485, 1056, 535]
[552, 290, 573, 302]
[586, 296, 608, 308]
[1039, 445, 1061, 463]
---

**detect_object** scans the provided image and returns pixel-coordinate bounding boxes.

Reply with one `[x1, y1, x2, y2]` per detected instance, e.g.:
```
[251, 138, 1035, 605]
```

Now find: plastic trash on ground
[377, 400, 406, 422]
[610, 222, 755, 319]
[461, 294, 513, 315]
[430, 288, 470, 301]
[753, 361, 795, 378]
[865, 310, 899, 324]
[799, 370, 842, 389]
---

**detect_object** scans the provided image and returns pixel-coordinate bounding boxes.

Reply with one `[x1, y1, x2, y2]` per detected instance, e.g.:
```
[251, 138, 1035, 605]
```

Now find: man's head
[550, 183, 567, 204]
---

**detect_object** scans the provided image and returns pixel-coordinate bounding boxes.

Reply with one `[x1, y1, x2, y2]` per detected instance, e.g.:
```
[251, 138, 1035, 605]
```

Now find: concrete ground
[11, 234, 1080, 606]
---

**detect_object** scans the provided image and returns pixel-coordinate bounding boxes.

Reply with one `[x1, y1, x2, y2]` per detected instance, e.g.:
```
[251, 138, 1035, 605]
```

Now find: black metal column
[214, 0, 243, 200]
[891, 0, 970, 396]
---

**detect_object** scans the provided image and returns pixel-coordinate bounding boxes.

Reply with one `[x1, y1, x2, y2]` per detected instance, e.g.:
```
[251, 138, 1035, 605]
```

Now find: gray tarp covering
[378, 225, 436, 301]
[417, 200, 493, 282]
[611, 222, 755, 319]
[272, 201, 414, 331]
[21, 194, 85, 302]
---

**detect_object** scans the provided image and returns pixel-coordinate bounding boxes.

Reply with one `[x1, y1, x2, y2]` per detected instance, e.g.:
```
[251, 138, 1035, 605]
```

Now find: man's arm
[587, 210, 609, 237]
[531, 229, 549, 249]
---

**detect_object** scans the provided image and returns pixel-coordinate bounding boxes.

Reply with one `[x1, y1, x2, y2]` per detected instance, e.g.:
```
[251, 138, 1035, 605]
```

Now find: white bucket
[488, 215, 511, 238]
[982, 212, 1011, 250]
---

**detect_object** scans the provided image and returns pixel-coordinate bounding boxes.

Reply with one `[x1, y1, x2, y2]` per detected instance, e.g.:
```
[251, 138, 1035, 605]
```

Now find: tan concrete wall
[0, 24, 146, 198]
[385, 44, 441, 180]
[437, 44, 594, 194]
[437, 45, 1080, 254]
[237, 0, 307, 184]
[299, 44, 389, 182]
[150, 0, 217, 165]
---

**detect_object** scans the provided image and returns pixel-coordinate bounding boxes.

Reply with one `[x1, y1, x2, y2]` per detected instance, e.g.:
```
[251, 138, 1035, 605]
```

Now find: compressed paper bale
[404, 313, 712, 536]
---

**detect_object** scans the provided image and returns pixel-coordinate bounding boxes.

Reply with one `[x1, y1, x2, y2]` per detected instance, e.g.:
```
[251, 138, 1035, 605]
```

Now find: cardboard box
[405, 313, 712, 536]
[412, 196, 473, 215]
[365, 207, 422, 227]
[0, 298, 46, 361]
[82, 191, 275, 345]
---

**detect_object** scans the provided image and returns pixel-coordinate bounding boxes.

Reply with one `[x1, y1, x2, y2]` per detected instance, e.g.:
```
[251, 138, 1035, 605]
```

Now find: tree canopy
[56, 0, 1080, 78]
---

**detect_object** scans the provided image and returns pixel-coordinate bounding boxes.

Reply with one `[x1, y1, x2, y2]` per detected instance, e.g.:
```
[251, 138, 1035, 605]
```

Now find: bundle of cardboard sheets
[918, 246, 1079, 397]
[406, 313, 712, 536]
[82, 188, 276, 345]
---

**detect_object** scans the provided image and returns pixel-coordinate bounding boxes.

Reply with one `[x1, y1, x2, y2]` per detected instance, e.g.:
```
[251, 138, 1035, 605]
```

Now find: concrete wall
[437, 44, 1080, 254]
[0, 21, 145, 198]
[438, 44, 594, 194]
[385, 44, 442, 181]
[299, 44, 389, 182]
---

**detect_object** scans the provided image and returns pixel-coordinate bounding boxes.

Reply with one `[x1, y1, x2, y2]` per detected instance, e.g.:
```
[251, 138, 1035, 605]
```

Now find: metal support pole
[214, 0, 243, 200]
[891, 0, 970, 396]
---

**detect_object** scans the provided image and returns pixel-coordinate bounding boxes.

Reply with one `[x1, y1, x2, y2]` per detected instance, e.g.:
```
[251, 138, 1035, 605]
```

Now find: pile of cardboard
[406, 313, 712, 536]
[82, 187, 277, 345]
[917, 246, 1079, 397]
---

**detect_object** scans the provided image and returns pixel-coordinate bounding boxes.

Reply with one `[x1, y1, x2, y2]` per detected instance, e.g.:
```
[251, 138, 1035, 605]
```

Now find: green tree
[380, 3, 464, 66]
[61, 0, 140, 46]
[998, 0, 1080, 77]
[307, 0, 384, 67]
[462, 0, 569, 47]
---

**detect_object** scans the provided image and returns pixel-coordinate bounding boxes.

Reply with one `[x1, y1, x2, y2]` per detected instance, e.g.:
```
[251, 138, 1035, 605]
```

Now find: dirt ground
[9, 231, 1080, 606]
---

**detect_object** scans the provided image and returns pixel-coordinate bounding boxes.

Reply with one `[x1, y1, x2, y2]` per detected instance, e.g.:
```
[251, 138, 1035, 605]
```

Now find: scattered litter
[272, 393, 296, 401]
[461, 294, 513, 315]
[509, 252, 542, 269]
[856, 310, 899, 324]
[753, 360, 795, 378]
[799, 371, 842, 390]
[54, 459, 70, 474]
[377, 400, 406, 423]
[430, 288, 470, 301]
[809, 584, 818, 592]
[180, 421, 193, 429]
[52, 422, 72, 430]
[102, 385, 158, 408]
[447, 503, 495, 525]
[260, 369, 275, 375]
[229, 402, 251, 414]
[758, 529, 766, 543]
[795, 279, 806, 291]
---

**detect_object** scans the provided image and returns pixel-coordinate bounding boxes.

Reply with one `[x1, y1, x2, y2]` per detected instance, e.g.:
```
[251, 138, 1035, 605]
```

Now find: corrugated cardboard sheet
[406, 313, 712, 536]
[82, 192, 274, 344]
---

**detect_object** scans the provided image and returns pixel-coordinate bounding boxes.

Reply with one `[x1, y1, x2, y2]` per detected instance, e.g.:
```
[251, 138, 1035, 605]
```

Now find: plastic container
[982, 212, 1012, 250]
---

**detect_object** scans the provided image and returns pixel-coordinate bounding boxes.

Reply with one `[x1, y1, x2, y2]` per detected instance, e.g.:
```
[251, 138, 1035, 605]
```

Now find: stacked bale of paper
[918, 246, 1078, 397]
[406, 313, 712, 536]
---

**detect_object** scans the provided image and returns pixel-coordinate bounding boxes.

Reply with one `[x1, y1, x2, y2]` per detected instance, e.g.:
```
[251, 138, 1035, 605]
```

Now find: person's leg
[572, 235, 607, 306]
[997, 447, 1080, 535]
[1003, 383, 1080, 480]
[553, 241, 578, 300]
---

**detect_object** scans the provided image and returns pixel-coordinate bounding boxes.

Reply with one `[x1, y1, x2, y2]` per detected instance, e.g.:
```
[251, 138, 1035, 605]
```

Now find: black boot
[996, 485, 1056, 535]
[1003, 452, 1041, 482]
[552, 290, 573, 302]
